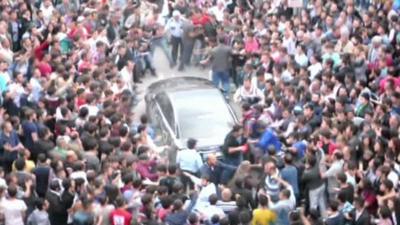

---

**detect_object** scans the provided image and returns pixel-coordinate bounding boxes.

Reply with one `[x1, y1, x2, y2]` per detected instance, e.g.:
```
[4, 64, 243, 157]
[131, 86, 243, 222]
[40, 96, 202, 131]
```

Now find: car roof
[168, 88, 228, 113]
[167, 88, 235, 140]
[146, 77, 215, 99]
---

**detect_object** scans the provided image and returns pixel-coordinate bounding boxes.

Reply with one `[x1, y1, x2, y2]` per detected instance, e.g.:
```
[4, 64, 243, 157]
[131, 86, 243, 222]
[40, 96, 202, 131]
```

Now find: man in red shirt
[109, 197, 132, 225]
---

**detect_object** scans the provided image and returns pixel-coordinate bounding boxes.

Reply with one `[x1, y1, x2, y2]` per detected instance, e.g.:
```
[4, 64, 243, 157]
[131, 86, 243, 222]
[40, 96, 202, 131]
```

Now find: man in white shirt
[196, 194, 225, 222]
[209, 1, 225, 22]
[308, 55, 323, 80]
[79, 94, 99, 117]
[233, 77, 265, 105]
[8, 73, 26, 108]
[165, 10, 184, 67]
[1, 185, 27, 225]
[194, 176, 217, 211]
[176, 138, 203, 175]
[119, 60, 135, 93]
[177, 138, 203, 189]
[40, 0, 54, 25]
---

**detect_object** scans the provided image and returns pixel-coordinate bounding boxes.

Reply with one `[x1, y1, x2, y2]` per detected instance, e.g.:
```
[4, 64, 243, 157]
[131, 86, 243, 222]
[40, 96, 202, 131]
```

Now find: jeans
[142, 53, 155, 71]
[179, 40, 195, 69]
[220, 157, 242, 184]
[309, 184, 327, 218]
[170, 36, 183, 65]
[151, 37, 173, 64]
[212, 70, 230, 98]
[192, 39, 204, 65]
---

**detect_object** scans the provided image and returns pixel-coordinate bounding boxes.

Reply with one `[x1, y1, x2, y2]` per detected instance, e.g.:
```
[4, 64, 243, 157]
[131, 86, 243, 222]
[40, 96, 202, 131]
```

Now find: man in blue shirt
[257, 126, 282, 155]
[280, 154, 300, 201]
[0, 121, 25, 172]
[177, 138, 203, 189]
[176, 138, 203, 175]
[21, 108, 39, 152]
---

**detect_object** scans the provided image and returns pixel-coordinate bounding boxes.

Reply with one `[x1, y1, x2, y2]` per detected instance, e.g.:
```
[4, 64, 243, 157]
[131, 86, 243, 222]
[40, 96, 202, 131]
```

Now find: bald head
[221, 188, 233, 201]
[207, 154, 217, 166]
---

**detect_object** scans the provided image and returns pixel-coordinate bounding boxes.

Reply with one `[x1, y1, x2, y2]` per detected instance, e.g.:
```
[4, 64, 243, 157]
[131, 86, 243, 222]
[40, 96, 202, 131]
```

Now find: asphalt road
[133, 47, 242, 124]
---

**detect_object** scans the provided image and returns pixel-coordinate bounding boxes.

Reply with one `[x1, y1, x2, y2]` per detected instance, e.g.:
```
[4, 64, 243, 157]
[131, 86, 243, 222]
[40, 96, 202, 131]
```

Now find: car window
[148, 102, 164, 145]
[155, 94, 175, 131]
[172, 89, 235, 140]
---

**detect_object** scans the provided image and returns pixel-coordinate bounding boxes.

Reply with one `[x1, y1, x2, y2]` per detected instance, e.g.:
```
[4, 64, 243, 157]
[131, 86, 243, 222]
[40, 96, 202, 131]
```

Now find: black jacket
[46, 190, 67, 225]
[353, 209, 370, 225]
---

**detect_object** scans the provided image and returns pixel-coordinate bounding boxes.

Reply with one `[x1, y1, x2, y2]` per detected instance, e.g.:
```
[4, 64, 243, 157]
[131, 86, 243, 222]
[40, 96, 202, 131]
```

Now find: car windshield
[171, 89, 235, 140]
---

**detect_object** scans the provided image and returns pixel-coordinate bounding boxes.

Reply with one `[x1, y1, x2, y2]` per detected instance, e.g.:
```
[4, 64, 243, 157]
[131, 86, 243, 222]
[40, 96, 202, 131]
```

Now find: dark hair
[122, 173, 133, 184]
[219, 218, 230, 225]
[168, 164, 177, 174]
[329, 200, 340, 211]
[82, 137, 98, 151]
[380, 205, 392, 219]
[62, 178, 71, 190]
[306, 155, 316, 167]
[211, 215, 220, 224]
[115, 196, 126, 208]
[35, 198, 45, 210]
[354, 196, 364, 208]
[281, 189, 291, 199]
[141, 193, 153, 206]
[187, 138, 197, 149]
[258, 194, 269, 207]
[239, 211, 252, 224]
[37, 154, 47, 163]
[140, 115, 149, 124]
[337, 172, 347, 183]
[209, 194, 218, 205]
[137, 124, 147, 133]
[232, 124, 243, 133]
[160, 196, 173, 209]
[14, 158, 26, 171]
[383, 179, 394, 190]
[132, 178, 142, 188]
[173, 199, 183, 211]
[7, 185, 17, 197]
[188, 213, 199, 225]
[236, 196, 247, 208]
[337, 192, 347, 203]
[119, 126, 129, 137]
[157, 164, 167, 173]
[284, 154, 293, 164]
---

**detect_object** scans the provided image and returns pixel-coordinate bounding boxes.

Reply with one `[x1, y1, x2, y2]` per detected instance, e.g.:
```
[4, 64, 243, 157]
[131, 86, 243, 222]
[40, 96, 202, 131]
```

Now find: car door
[155, 94, 176, 145]
[147, 95, 165, 146]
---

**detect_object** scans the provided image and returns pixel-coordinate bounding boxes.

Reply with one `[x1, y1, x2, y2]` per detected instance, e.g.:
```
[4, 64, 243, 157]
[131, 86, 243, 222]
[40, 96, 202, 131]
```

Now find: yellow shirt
[12, 160, 35, 173]
[252, 208, 277, 225]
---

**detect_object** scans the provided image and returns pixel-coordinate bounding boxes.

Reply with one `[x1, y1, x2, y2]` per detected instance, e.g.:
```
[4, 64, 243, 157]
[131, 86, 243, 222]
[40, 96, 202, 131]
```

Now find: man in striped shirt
[263, 161, 281, 203]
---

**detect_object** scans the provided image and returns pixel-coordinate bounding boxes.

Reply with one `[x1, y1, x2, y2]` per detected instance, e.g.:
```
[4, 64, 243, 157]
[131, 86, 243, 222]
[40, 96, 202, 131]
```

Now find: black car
[145, 77, 238, 161]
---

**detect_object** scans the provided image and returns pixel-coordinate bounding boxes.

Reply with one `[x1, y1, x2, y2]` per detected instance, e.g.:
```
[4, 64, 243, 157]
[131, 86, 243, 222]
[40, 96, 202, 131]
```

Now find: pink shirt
[244, 39, 260, 54]
[379, 77, 400, 93]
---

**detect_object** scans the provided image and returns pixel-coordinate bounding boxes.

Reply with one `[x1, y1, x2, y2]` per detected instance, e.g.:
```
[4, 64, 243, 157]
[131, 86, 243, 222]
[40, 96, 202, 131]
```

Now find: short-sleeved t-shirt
[110, 208, 132, 225]
[22, 121, 38, 150]
[73, 211, 95, 225]
[1, 198, 27, 225]
[252, 208, 277, 225]
[223, 131, 241, 161]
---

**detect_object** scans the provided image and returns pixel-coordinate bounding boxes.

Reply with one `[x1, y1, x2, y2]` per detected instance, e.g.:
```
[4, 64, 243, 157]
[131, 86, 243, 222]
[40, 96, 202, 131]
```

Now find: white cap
[77, 16, 85, 23]
[0, 179, 7, 189]
[173, 10, 181, 17]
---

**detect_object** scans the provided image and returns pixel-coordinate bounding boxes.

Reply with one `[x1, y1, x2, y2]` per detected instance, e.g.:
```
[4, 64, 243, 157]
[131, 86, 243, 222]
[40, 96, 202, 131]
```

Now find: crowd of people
[2, 0, 400, 224]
